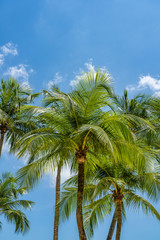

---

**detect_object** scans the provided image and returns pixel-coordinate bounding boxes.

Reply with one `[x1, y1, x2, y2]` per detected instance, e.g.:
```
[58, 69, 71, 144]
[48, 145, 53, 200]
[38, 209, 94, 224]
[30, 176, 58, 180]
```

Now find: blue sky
[0, 0, 160, 239]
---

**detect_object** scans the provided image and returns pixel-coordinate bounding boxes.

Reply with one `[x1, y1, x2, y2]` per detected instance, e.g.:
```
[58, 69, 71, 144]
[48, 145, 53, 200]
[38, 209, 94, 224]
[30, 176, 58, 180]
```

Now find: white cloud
[127, 75, 160, 95]
[153, 91, 160, 97]
[0, 43, 33, 83]
[0, 42, 18, 67]
[85, 63, 95, 72]
[29, 68, 34, 73]
[84, 58, 95, 72]
[1, 42, 18, 56]
[4, 64, 33, 80]
[53, 72, 63, 84]
[0, 54, 4, 66]
[70, 79, 79, 87]
[70, 59, 109, 87]
[49, 165, 72, 188]
[70, 59, 95, 87]
[48, 72, 63, 89]
[138, 75, 160, 90]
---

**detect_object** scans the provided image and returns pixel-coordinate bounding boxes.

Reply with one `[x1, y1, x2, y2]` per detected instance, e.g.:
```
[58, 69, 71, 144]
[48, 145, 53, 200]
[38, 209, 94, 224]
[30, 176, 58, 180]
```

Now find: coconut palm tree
[92, 164, 160, 240]
[113, 90, 159, 159]
[106, 210, 117, 240]
[14, 69, 152, 239]
[14, 99, 75, 240]
[144, 96, 160, 149]
[0, 172, 34, 233]
[88, 159, 160, 240]
[60, 157, 160, 240]
[0, 77, 39, 156]
[113, 89, 150, 118]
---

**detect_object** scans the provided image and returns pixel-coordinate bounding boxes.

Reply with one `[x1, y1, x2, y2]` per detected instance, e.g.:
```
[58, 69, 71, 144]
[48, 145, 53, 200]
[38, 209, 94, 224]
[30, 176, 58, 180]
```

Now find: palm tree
[42, 72, 153, 240]
[15, 101, 75, 240]
[114, 93, 160, 158]
[113, 90, 159, 159]
[0, 78, 39, 156]
[106, 210, 117, 240]
[85, 160, 160, 240]
[113, 89, 150, 118]
[0, 172, 34, 233]
[144, 96, 160, 149]
[60, 158, 160, 240]
[15, 69, 152, 239]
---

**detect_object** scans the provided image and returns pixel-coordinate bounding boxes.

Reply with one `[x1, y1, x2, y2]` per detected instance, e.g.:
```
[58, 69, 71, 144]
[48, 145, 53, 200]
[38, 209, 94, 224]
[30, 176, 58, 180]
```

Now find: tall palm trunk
[106, 210, 117, 240]
[116, 201, 122, 240]
[0, 132, 5, 157]
[76, 162, 87, 240]
[53, 164, 61, 240]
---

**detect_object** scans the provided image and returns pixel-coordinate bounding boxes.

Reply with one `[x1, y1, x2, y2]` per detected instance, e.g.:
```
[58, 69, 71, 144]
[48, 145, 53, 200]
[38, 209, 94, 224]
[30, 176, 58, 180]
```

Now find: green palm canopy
[0, 172, 34, 233]
[0, 78, 39, 156]
[14, 69, 155, 240]
[60, 158, 160, 240]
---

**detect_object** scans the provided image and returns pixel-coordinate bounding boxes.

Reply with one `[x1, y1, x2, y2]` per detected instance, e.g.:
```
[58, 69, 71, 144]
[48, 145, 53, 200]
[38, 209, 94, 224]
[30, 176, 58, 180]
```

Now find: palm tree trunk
[53, 164, 61, 240]
[106, 210, 117, 240]
[76, 162, 87, 240]
[0, 132, 5, 157]
[116, 201, 122, 240]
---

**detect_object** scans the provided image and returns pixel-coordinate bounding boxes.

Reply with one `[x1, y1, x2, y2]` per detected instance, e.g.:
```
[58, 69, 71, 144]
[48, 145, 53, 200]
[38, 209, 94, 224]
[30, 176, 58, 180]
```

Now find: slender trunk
[53, 164, 61, 240]
[76, 162, 87, 240]
[116, 201, 122, 240]
[106, 210, 117, 240]
[0, 132, 5, 157]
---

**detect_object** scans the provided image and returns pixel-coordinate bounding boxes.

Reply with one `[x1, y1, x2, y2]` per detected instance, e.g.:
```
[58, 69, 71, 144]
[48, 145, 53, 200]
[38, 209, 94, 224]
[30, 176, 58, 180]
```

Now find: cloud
[153, 91, 160, 97]
[1, 42, 18, 56]
[0, 42, 18, 67]
[4, 64, 33, 80]
[70, 59, 95, 87]
[0, 54, 4, 66]
[49, 165, 72, 188]
[70, 79, 78, 87]
[0, 43, 34, 83]
[84, 58, 95, 72]
[48, 72, 63, 89]
[127, 75, 160, 95]
[70, 59, 109, 87]
[138, 76, 160, 90]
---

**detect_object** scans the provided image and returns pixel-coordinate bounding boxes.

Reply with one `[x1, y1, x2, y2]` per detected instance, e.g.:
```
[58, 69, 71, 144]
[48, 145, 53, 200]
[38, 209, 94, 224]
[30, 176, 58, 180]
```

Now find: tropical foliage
[0, 78, 39, 156]
[60, 155, 160, 239]
[1, 72, 160, 240]
[0, 172, 33, 233]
